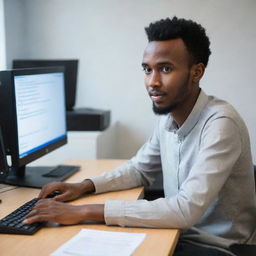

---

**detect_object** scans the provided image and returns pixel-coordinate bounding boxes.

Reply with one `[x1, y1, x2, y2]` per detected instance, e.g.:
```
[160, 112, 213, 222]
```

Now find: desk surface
[0, 159, 179, 256]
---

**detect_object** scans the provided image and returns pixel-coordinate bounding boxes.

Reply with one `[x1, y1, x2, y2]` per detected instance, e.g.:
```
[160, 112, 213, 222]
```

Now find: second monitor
[13, 59, 79, 111]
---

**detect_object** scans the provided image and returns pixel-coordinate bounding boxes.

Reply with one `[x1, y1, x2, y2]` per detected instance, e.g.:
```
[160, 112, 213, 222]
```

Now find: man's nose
[146, 71, 161, 88]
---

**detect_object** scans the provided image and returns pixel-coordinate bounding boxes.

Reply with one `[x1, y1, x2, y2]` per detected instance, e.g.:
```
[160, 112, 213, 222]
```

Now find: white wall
[4, 0, 27, 68]
[4, 0, 256, 161]
[0, 0, 6, 69]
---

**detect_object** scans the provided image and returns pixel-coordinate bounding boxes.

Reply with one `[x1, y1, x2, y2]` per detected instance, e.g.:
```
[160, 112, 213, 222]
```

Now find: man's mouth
[149, 91, 166, 102]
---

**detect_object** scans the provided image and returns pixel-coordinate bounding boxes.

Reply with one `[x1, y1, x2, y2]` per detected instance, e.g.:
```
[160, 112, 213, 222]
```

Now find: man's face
[142, 39, 195, 115]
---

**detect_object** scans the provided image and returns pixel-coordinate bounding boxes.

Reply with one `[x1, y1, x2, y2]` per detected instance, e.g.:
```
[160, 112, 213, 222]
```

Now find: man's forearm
[81, 204, 105, 223]
[80, 179, 96, 194]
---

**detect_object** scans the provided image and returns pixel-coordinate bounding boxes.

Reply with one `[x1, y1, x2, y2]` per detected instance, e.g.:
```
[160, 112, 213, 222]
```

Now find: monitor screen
[0, 67, 79, 188]
[14, 72, 66, 160]
[13, 59, 79, 111]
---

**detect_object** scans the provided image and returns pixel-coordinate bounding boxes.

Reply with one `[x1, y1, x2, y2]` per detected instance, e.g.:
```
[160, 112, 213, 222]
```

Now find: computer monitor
[0, 67, 79, 188]
[12, 59, 79, 111]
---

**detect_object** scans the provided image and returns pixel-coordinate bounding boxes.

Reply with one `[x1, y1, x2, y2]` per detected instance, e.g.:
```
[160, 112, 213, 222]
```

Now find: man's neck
[171, 88, 201, 128]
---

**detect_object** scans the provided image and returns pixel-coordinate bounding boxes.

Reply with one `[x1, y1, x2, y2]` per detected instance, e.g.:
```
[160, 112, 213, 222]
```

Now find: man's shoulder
[200, 95, 250, 149]
[203, 95, 244, 126]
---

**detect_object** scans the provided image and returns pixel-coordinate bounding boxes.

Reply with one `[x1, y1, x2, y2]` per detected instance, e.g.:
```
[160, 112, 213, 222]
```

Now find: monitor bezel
[9, 66, 67, 167]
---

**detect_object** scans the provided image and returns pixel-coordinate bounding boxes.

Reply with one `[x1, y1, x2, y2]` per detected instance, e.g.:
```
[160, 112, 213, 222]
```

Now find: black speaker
[67, 108, 111, 131]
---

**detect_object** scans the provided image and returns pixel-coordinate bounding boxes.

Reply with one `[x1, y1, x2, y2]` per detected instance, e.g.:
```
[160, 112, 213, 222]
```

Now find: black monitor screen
[13, 59, 78, 110]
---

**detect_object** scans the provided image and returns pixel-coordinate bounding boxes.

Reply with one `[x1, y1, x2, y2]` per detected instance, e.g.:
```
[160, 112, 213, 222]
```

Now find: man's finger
[25, 209, 38, 218]
[22, 214, 49, 224]
[54, 192, 70, 202]
[39, 187, 54, 199]
[39, 183, 61, 199]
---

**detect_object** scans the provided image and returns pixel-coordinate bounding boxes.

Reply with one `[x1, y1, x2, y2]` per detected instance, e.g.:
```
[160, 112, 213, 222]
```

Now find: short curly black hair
[145, 16, 211, 67]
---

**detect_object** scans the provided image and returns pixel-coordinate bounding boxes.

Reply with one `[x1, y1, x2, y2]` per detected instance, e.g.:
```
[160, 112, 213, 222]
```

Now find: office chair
[144, 172, 164, 200]
[230, 243, 256, 256]
[255, 164, 256, 190]
[229, 165, 256, 256]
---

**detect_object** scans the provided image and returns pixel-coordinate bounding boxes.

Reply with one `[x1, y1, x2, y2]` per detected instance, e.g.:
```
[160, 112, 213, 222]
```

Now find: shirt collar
[165, 89, 209, 137]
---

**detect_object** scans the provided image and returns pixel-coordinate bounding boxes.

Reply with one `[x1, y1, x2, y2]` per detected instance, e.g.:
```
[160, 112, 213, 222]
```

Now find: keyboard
[42, 164, 79, 178]
[0, 198, 43, 235]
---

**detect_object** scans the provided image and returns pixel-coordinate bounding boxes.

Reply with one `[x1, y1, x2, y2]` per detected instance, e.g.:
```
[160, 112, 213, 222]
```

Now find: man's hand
[23, 199, 105, 225]
[39, 179, 95, 202]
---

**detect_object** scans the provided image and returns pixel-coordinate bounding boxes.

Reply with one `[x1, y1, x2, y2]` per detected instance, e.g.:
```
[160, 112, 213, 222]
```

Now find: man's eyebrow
[157, 61, 173, 65]
[141, 61, 173, 67]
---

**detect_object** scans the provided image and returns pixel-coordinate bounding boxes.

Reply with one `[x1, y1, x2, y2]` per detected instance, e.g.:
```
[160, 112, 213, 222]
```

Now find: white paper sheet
[50, 229, 146, 256]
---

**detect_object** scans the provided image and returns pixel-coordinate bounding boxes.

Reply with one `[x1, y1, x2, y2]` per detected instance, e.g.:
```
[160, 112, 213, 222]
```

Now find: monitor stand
[2, 165, 80, 188]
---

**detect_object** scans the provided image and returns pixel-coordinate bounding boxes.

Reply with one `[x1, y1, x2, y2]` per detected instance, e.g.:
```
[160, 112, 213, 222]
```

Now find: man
[24, 17, 256, 256]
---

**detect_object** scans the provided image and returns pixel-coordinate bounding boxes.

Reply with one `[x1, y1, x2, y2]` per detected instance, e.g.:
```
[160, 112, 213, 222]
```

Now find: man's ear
[191, 63, 205, 84]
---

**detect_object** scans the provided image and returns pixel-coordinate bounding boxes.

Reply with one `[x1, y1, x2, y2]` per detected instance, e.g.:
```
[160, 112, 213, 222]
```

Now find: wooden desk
[0, 159, 179, 256]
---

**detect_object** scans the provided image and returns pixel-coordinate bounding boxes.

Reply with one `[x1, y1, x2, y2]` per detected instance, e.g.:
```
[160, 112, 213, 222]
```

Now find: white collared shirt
[91, 89, 256, 249]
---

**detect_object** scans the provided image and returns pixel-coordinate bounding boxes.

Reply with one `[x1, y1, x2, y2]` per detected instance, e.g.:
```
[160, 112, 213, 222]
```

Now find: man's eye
[143, 67, 152, 74]
[161, 67, 172, 73]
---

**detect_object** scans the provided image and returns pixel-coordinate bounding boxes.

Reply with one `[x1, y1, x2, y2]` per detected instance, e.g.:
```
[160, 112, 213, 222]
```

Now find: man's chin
[152, 103, 176, 115]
